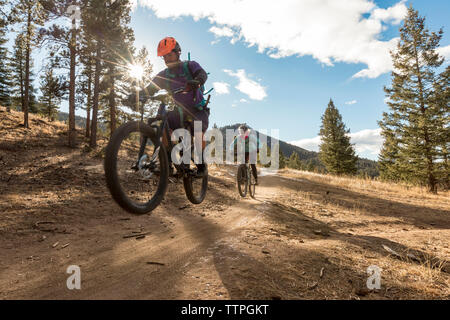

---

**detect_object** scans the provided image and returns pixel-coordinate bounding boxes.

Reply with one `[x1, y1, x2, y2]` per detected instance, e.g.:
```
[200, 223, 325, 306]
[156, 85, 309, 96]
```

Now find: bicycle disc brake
[138, 154, 156, 179]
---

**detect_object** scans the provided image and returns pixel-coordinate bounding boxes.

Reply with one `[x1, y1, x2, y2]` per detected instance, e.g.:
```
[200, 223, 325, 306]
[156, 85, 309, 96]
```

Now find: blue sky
[7, 0, 450, 160]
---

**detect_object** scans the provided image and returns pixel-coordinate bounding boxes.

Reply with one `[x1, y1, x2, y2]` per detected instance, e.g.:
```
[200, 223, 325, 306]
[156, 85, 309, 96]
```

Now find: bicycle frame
[136, 97, 197, 178]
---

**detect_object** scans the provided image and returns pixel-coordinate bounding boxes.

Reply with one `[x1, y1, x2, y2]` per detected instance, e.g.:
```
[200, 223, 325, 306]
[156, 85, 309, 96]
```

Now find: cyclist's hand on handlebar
[185, 79, 201, 91]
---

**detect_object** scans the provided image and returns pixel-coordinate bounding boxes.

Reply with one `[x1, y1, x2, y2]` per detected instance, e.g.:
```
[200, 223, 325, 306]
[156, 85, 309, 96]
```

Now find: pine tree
[0, 0, 8, 22]
[9, 34, 26, 112]
[10, 33, 38, 114]
[278, 151, 286, 169]
[378, 6, 447, 193]
[0, 17, 11, 111]
[38, 0, 83, 147]
[431, 65, 450, 189]
[39, 61, 67, 121]
[101, 0, 135, 137]
[319, 99, 358, 175]
[82, 0, 109, 148]
[9, 0, 49, 128]
[287, 152, 301, 170]
[78, 33, 95, 138]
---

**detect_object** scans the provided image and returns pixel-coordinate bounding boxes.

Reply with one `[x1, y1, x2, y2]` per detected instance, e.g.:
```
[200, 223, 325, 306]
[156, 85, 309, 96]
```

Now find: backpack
[164, 58, 213, 112]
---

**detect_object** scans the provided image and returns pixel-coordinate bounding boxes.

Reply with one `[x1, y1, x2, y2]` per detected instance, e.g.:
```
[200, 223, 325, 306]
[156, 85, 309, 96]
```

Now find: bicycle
[104, 89, 209, 215]
[237, 163, 257, 199]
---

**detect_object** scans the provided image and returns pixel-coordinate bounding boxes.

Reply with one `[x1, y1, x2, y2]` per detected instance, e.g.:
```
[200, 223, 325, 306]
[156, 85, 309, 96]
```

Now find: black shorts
[167, 108, 209, 134]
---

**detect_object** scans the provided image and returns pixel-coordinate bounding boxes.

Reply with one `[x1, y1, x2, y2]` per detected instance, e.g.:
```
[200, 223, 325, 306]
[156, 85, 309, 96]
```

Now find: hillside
[57, 112, 89, 130]
[1, 106, 449, 300]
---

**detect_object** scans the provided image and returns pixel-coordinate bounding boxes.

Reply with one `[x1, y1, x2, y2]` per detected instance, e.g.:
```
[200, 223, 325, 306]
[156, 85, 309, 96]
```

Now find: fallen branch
[146, 261, 165, 266]
[123, 232, 151, 239]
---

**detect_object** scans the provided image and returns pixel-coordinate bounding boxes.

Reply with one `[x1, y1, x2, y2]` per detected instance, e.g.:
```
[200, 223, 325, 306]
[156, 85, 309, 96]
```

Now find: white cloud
[370, 0, 407, 24]
[349, 128, 383, 155]
[137, 0, 409, 78]
[213, 82, 230, 95]
[209, 26, 234, 38]
[224, 69, 267, 101]
[290, 128, 383, 157]
[240, 98, 248, 103]
[290, 136, 322, 153]
[437, 45, 450, 62]
[345, 100, 358, 105]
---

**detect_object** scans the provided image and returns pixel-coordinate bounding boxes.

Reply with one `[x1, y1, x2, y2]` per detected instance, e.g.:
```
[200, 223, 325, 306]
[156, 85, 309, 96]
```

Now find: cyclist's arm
[193, 68, 207, 86]
[124, 79, 160, 111]
[188, 61, 208, 86]
[142, 79, 162, 99]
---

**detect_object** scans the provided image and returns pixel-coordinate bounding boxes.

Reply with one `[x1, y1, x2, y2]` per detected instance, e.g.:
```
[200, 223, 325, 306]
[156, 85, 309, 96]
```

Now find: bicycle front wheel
[237, 164, 247, 198]
[183, 160, 208, 204]
[104, 121, 169, 214]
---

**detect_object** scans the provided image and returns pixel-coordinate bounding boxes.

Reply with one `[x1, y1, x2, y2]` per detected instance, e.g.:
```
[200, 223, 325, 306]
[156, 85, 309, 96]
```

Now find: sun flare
[128, 64, 144, 80]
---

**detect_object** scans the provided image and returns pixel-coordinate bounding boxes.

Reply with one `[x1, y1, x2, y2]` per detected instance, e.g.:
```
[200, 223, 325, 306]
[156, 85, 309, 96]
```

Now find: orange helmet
[157, 37, 181, 57]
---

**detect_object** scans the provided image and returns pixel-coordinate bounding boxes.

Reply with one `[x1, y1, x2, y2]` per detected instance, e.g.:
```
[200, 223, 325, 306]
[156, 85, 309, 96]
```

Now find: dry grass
[280, 168, 450, 208]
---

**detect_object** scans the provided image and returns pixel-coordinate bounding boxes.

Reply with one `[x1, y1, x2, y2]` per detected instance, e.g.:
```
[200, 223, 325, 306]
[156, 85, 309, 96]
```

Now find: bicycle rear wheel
[237, 164, 247, 198]
[104, 121, 169, 214]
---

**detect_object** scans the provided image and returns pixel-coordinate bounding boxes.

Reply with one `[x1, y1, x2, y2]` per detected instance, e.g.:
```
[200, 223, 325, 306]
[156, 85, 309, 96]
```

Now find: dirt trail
[1, 109, 449, 300]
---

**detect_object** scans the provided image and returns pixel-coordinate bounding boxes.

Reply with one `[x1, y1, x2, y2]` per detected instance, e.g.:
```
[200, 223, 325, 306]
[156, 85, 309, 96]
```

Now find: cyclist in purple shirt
[127, 37, 209, 176]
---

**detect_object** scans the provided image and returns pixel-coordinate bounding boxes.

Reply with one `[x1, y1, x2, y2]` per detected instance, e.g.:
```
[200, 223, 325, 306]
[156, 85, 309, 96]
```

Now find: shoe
[195, 164, 207, 178]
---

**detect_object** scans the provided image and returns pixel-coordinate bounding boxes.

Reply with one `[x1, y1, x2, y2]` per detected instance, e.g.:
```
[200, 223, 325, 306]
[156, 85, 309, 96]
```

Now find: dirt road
[1, 111, 449, 299]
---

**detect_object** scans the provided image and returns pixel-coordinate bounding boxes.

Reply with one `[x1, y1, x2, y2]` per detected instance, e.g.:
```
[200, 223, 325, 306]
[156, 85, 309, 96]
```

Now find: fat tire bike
[104, 90, 209, 214]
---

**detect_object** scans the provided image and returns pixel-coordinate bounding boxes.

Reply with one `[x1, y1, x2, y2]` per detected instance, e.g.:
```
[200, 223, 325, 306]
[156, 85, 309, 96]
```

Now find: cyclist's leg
[192, 111, 209, 176]
[251, 164, 258, 184]
[165, 110, 184, 175]
[133, 116, 167, 170]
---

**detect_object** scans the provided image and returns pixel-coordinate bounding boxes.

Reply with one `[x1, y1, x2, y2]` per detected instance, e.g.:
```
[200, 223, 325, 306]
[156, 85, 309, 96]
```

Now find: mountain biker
[229, 124, 260, 185]
[126, 37, 209, 177]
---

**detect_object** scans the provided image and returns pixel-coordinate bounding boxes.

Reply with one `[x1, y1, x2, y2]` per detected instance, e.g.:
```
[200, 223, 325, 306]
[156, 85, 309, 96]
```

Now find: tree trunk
[23, 7, 31, 129]
[48, 96, 52, 120]
[414, 45, 437, 194]
[86, 65, 92, 138]
[109, 65, 116, 137]
[90, 43, 101, 148]
[68, 25, 77, 148]
[19, 60, 24, 113]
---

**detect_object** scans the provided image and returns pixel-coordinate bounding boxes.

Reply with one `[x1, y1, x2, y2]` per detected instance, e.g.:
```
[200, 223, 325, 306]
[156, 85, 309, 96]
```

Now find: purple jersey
[151, 61, 205, 117]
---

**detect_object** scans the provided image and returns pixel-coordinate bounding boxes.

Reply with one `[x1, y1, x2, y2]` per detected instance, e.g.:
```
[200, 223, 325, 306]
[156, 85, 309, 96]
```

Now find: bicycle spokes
[116, 132, 162, 204]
